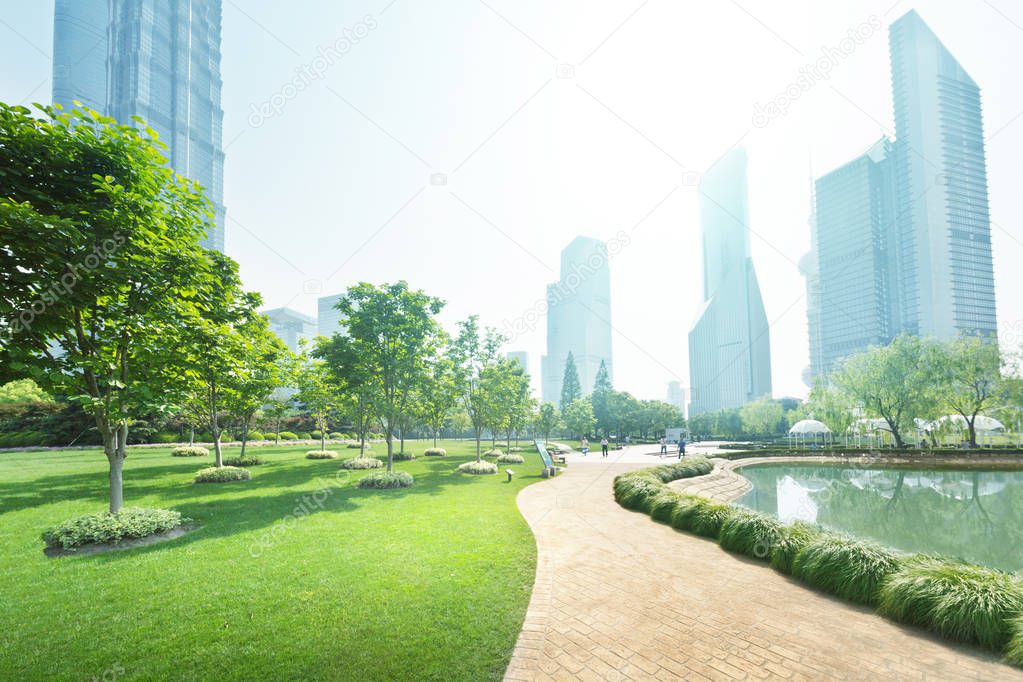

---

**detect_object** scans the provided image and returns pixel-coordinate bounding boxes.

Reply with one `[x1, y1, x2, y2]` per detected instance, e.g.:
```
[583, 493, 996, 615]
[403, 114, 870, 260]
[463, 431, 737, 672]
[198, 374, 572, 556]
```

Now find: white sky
[2, 0, 1022, 403]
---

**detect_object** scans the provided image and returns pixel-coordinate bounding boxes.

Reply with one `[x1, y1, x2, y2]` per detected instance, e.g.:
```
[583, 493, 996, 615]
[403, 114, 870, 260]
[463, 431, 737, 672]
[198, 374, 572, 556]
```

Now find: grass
[878, 556, 1023, 650]
[718, 509, 783, 560]
[1009, 618, 1023, 666]
[0, 439, 545, 680]
[792, 535, 902, 605]
[769, 522, 823, 574]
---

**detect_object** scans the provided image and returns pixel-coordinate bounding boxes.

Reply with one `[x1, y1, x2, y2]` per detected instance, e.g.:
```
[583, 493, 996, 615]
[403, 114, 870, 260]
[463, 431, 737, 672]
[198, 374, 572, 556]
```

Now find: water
[735, 463, 1023, 572]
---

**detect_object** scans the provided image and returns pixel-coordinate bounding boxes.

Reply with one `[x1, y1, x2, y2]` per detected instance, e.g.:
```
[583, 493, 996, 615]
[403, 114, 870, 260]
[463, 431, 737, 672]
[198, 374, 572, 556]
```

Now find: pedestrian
[601, 436, 609, 457]
[678, 438, 686, 459]
[580, 436, 589, 456]
[659, 436, 667, 457]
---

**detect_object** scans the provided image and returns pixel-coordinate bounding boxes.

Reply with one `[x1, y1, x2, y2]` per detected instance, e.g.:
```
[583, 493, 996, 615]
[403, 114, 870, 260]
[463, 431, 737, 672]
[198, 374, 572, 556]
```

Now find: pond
[735, 462, 1023, 572]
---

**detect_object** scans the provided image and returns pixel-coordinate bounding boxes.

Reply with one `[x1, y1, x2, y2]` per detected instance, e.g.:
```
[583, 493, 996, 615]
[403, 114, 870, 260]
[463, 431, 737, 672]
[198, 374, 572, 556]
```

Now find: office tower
[317, 294, 345, 339]
[666, 381, 686, 414]
[688, 148, 772, 415]
[264, 308, 317, 353]
[541, 237, 613, 406]
[506, 351, 529, 373]
[800, 171, 824, 385]
[52, 0, 227, 252]
[888, 10, 996, 339]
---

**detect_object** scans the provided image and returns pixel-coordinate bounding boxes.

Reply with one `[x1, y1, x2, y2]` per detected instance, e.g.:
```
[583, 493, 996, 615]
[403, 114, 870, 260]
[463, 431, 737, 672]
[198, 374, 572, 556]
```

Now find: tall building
[264, 308, 317, 353]
[506, 351, 529, 373]
[666, 381, 686, 414]
[889, 10, 996, 339]
[803, 10, 997, 377]
[688, 148, 772, 415]
[541, 237, 613, 406]
[52, 0, 227, 252]
[317, 294, 345, 339]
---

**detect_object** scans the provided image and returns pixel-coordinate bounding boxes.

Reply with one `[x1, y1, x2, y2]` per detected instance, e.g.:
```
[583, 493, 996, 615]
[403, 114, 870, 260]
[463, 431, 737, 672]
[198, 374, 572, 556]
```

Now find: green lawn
[0, 440, 545, 680]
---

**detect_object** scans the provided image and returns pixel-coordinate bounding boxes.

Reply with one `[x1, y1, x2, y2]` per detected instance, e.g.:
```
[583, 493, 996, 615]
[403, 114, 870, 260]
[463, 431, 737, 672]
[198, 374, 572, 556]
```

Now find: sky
[2, 0, 1022, 405]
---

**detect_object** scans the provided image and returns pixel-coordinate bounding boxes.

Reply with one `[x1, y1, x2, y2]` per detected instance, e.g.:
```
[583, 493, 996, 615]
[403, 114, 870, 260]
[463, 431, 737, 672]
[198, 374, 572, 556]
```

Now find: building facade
[52, 0, 227, 252]
[688, 148, 772, 416]
[317, 294, 345, 339]
[506, 351, 528, 373]
[666, 381, 686, 414]
[541, 237, 613, 406]
[263, 308, 317, 353]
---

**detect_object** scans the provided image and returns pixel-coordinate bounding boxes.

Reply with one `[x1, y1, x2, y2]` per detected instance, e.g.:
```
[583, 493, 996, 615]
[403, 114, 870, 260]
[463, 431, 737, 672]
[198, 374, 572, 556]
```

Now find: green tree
[450, 316, 505, 461]
[591, 360, 613, 436]
[563, 397, 595, 438]
[0, 379, 53, 405]
[225, 315, 292, 458]
[739, 396, 784, 436]
[606, 390, 640, 439]
[0, 104, 214, 512]
[800, 378, 855, 440]
[930, 335, 1009, 448]
[415, 353, 459, 447]
[263, 396, 293, 445]
[560, 352, 581, 411]
[536, 402, 562, 444]
[296, 338, 340, 453]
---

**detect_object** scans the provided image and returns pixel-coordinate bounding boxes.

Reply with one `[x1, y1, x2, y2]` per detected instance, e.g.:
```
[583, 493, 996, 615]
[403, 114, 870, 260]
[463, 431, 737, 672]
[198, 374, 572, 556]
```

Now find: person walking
[678, 437, 686, 459]
[580, 437, 589, 456]
[600, 436, 609, 457]
[659, 436, 667, 457]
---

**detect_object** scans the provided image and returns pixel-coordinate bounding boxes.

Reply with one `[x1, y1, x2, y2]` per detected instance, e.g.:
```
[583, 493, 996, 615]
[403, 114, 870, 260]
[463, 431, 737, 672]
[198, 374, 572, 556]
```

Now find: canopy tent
[788, 419, 832, 448]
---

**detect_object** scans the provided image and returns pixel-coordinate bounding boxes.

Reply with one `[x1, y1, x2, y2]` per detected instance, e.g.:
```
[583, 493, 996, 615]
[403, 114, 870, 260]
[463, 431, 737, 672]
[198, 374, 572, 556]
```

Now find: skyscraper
[263, 307, 317, 353]
[52, 0, 227, 252]
[803, 10, 997, 377]
[688, 148, 772, 415]
[317, 293, 345, 339]
[541, 237, 613, 406]
[506, 351, 529, 373]
[889, 10, 996, 339]
[666, 381, 686, 414]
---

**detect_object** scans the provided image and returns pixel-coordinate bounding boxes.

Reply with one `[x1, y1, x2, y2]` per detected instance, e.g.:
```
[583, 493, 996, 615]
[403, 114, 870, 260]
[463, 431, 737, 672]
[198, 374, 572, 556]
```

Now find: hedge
[458, 460, 497, 475]
[424, 447, 446, 457]
[306, 450, 338, 460]
[341, 457, 383, 470]
[357, 471, 414, 489]
[278, 431, 298, 441]
[42, 508, 185, 549]
[194, 466, 251, 483]
[171, 446, 209, 457]
[222, 455, 264, 467]
[496, 453, 524, 464]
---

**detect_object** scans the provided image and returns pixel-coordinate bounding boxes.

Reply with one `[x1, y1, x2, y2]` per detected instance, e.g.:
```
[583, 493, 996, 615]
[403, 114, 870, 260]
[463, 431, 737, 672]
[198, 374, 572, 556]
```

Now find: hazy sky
[2, 0, 1022, 404]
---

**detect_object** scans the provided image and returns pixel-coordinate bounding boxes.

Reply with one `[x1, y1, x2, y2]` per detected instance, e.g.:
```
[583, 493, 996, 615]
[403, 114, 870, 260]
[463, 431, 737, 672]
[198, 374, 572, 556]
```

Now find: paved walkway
[505, 447, 1020, 681]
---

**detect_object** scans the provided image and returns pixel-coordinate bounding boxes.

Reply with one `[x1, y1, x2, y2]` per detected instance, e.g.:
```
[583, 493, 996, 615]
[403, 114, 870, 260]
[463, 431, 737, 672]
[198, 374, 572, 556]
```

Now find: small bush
[278, 431, 298, 441]
[297, 432, 313, 440]
[392, 452, 416, 461]
[612, 474, 662, 511]
[171, 446, 209, 457]
[222, 455, 264, 467]
[668, 496, 704, 531]
[358, 471, 414, 489]
[245, 430, 264, 441]
[649, 490, 686, 524]
[688, 499, 736, 538]
[496, 453, 524, 464]
[329, 432, 344, 439]
[151, 431, 179, 444]
[42, 507, 185, 549]
[1008, 618, 1023, 666]
[310, 430, 323, 440]
[346, 443, 367, 449]
[484, 449, 504, 457]
[193, 466, 251, 483]
[770, 522, 824, 574]
[793, 536, 901, 605]
[878, 557, 1023, 651]
[305, 450, 339, 460]
[341, 457, 384, 470]
[458, 460, 498, 475]
[424, 447, 446, 457]
[508, 446, 525, 452]
[719, 510, 784, 560]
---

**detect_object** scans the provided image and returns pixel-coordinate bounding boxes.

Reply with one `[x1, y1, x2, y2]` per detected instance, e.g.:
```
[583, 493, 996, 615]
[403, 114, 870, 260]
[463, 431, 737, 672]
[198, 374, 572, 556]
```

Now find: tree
[801, 378, 855, 441]
[297, 338, 341, 453]
[832, 335, 931, 448]
[739, 396, 784, 436]
[563, 397, 595, 438]
[450, 316, 505, 461]
[0, 379, 53, 405]
[591, 360, 613, 436]
[0, 103, 214, 513]
[321, 282, 443, 471]
[930, 336, 1009, 448]
[535, 402, 561, 444]
[560, 352, 581, 411]
[606, 390, 640, 439]
[415, 353, 459, 447]
[263, 396, 293, 445]
[225, 315, 292, 458]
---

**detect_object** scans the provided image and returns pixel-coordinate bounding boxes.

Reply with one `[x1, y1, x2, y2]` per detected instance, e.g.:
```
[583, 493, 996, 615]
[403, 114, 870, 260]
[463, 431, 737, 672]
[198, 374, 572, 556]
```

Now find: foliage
[415, 355, 459, 446]
[450, 316, 506, 461]
[457, 460, 498, 475]
[392, 452, 416, 461]
[341, 457, 384, 470]
[535, 402, 562, 444]
[357, 471, 414, 489]
[928, 336, 1011, 448]
[739, 396, 784, 436]
[878, 556, 1023, 651]
[171, 446, 209, 457]
[193, 466, 251, 483]
[562, 397, 595, 437]
[769, 522, 824, 574]
[591, 360, 614, 435]
[0, 379, 53, 405]
[484, 449, 504, 457]
[719, 509, 784, 559]
[496, 453, 524, 463]
[424, 447, 446, 456]
[222, 455, 264, 467]
[1008, 618, 1023, 667]
[296, 339, 341, 455]
[305, 450, 339, 460]
[278, 431, 298, 440]
[41, 507, 185, 549]
[792, 536, 902, 605]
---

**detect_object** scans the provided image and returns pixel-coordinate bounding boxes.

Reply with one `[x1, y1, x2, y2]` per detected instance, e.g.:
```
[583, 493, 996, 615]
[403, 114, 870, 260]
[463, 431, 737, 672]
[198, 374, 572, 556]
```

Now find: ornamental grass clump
[484, 449, 503, 457]
[719, 509, 784, 561]
[769, 522, 824, 574]
[357, 471, 414, 489]
[649, 490, 687, 524]
[392, 452, 416, 461]
[171, 446, 208, 457]
[193, 466, 251, 483]
[341, 457, 383, 470]
[496, 453, 524, 464]
[688, 499, 736, 538]
[458, 460, 498, 475]
[1008, 618, 1023, 667]
[792, 535, 901, 605]
[612, 473, 662, 511]
[223, 455, 264, 467]
[305, 450, 338, 460]
[42, 508, 185, 549]
[877, 556, 1023, 651]
[424, 447, 446, 457]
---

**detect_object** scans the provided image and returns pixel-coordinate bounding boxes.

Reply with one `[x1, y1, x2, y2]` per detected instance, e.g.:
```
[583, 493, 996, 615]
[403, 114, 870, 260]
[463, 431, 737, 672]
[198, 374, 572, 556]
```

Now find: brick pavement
[504, 449, 1021, 681]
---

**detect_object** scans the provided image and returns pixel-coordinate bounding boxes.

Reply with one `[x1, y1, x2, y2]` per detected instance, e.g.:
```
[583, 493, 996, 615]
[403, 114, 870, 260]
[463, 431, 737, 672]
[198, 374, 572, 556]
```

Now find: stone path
[504, 447, 1020, 681]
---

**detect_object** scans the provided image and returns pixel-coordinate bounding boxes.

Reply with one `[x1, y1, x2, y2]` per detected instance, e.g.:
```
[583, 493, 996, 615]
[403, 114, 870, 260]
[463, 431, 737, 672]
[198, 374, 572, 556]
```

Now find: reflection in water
[736, 464, 1023, 572]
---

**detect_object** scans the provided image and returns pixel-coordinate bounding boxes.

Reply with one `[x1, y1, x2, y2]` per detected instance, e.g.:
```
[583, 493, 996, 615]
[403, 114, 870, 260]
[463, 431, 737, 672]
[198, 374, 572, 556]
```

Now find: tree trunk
[968, 418, 978, 449]
[108, 451, 124, 514]
[189, 426, 195, 446]
[360, 432, 366, 456]
[212, 411, 223, 467]
[320, 422, 326, 451]
[433, 428, 438, 447]
[475, 428, 482, 462]
[400, 429, 405, 454]
[275, 416, 281, 445]
[386, 430, 394, 472]
[241, 429, 248, 458]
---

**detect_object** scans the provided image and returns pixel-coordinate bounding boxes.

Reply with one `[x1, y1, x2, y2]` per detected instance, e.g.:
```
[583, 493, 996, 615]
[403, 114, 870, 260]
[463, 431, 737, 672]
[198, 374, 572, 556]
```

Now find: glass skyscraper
[541, 237, 613, 406]
[52, 0, 227, 252]
[804, 10, 997, 378]
[688, 148, 772, 415]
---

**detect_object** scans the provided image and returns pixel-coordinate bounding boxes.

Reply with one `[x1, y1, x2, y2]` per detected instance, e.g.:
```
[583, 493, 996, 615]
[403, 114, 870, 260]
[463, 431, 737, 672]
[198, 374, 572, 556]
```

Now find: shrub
[278, 431, 298, 441]
[42, 508, 185, 549]
[171, 446, 209, 457]
[245, 430, 264, 441]
[193, 466, 251, 483]
[484, 449, 504, 457]
[222, 455, 264, 467]
[305, 450, 339, 460]
[346, 443, 366, 449]
[878, 557, 1023, 651]
[612, 473, 662, 511]
[151, 431, 179, 444]
[688, 499, 736, 538]
[792, 535, 901, 605]
[424, 447, 446, 457]
[770, 522, 824, 574]
[496, 453, 524, 464]
[341, 457, 383, 470]
[458, 460, 498, 475]
[649, 490, 686, 524]
[668, 496, 704, 531]
[358, 471, 414, 489]
[310, 430, 323, 440]
[719, 510, 784, 560]
[1008, 618, 1023, 666]
[329, 432, 344, 439]
[392, 452, 416, 461]
[297, 432, 313, 440]
[508, 446, 525, 452]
